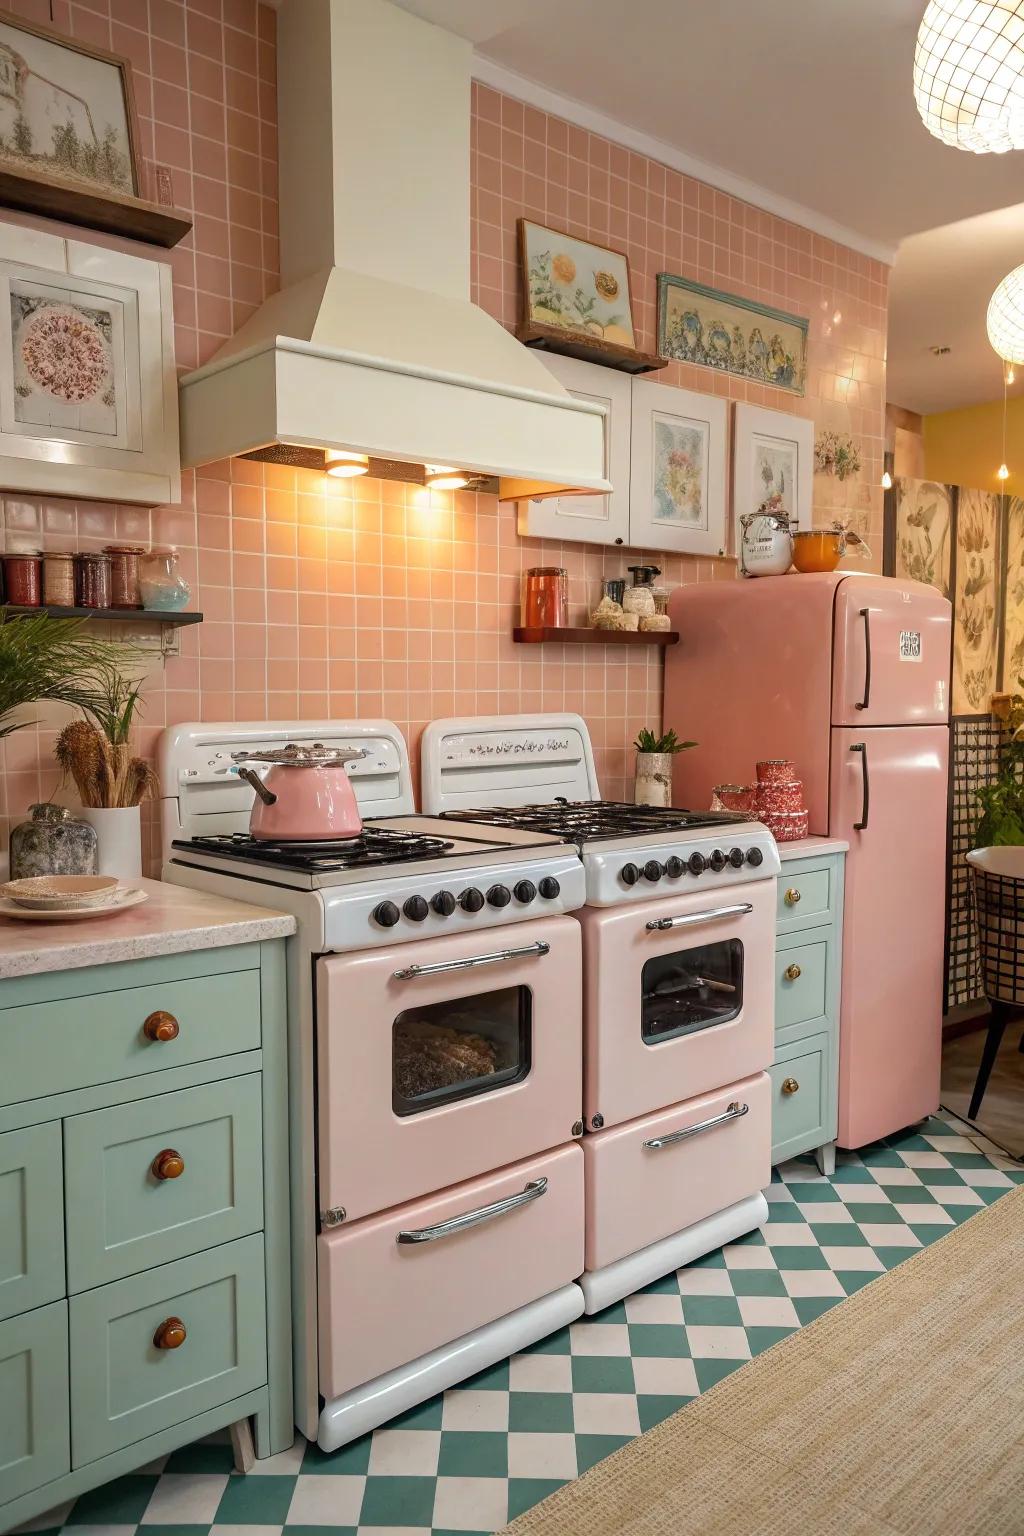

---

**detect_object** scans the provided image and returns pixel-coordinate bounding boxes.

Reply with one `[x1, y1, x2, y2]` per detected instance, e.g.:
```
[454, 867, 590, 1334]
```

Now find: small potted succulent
[633, 727, 697, 808]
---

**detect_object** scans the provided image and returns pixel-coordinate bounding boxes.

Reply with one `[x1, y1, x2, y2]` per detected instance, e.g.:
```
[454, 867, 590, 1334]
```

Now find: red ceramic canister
[762, 809, 809, 842]
[714, 783, 758, 813]
[756, 758, 795, 784]
[756, 779, 805, 815]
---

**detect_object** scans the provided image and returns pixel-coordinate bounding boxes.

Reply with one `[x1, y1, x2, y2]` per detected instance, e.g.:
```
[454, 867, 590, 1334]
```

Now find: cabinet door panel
[517, 354, 630, 546]
[0, 1122, 64, 1322]
[0, 1301, 69, 1505]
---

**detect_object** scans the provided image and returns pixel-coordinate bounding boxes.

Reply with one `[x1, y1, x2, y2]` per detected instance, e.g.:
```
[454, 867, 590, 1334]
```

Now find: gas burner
[440, 800, 746, 845]
[173, 828, 455, 874]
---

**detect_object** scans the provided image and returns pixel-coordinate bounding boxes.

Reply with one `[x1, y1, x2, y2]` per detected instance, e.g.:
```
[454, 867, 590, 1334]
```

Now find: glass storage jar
[41, 550, 76, 607]
[139, 546, 191, 610]
[521, 567, 568, 628]
[104, 544, 145, 608]
[2, 552, 41, 606]
[76, 551, 112, 609]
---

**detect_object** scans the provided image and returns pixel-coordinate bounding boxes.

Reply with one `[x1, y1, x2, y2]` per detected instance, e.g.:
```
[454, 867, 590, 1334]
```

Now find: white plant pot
[79, 806, 142, 879]
[634, 751, 673, 808]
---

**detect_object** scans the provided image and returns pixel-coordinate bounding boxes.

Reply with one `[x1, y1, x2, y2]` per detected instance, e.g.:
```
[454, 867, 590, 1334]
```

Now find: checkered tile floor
[21, 1113, 1022, 1536]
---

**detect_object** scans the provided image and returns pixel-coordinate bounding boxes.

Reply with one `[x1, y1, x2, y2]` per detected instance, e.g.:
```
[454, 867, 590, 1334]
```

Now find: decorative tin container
[9, 803, 99, 880]
[634, 751, 673, 808]
[756, 758, 795, 784]
[712, 782, 758, 813]
[761, 808, 809, 842]
[756, 778, 805, 814]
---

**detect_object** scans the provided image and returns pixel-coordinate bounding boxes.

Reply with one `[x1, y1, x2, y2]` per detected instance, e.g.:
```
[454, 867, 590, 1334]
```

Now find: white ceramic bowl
[2, 874, 120, 910]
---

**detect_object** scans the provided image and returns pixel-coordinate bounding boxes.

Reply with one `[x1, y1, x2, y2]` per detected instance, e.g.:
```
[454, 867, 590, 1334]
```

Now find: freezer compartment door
[830, 725, 948, 1147]
[832, 576, 951, 726]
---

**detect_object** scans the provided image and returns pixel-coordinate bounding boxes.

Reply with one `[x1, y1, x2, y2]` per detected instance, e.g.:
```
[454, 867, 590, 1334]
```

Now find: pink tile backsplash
[0, 4, 889, 872]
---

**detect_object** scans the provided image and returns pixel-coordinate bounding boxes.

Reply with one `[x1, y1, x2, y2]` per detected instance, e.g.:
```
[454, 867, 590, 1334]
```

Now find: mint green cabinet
[769, 1033, 831, 1165]
[0, 1303, 70, 1505]
[0, 1124, 64, 1321]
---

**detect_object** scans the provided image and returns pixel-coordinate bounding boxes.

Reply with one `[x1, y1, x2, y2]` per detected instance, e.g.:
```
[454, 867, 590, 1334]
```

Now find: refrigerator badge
[899, 629, 922, 662]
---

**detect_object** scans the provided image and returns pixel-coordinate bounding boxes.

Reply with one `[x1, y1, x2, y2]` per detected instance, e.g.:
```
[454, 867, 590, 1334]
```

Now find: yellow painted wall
[923, 395, 1024, 491]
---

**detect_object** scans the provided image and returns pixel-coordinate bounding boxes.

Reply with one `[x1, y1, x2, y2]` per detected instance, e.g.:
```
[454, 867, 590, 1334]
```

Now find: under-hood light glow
[425, 464, 469, 491]
[325, 450, 369, 479]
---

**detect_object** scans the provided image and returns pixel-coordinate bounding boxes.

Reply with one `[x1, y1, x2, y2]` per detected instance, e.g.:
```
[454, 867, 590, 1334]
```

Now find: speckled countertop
[0, 877, 295, 980]
[776, 836, 849, 860]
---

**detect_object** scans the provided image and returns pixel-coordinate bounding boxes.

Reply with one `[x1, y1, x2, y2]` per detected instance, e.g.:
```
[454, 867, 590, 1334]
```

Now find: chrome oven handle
[392, 940, 550, 981]
[645, 902, 753, 932]
[396, 1176, 548, 1244]
[643, 1101, 748, 1150]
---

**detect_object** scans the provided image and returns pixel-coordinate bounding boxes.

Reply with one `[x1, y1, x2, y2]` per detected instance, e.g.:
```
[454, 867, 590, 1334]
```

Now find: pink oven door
[832, 575, 952, 727]
[316, 915, 582, 1222]
[576, 881, 774, 1130]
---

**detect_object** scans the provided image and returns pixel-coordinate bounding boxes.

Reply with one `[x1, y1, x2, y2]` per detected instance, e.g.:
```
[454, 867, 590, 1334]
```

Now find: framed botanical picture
[952, 488, 1001, 715]
[0, 223, 179, 505]
[1003, 496, 1024, 692]
[731, 402, 813, 549]
[657, 273, 808, 395]
[629, 378, 728, 556]
[890, 477, 954, 597]
[518, 219, 639, 350]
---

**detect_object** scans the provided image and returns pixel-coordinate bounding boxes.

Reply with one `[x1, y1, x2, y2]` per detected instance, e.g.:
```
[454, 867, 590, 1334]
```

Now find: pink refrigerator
[665, 572, 952, 1149]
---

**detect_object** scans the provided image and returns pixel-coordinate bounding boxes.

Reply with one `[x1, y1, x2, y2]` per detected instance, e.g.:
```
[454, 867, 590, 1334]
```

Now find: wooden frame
[657, 273, 809, 396]
[629, 377, 728, 557]
[732, 401, 814, 551]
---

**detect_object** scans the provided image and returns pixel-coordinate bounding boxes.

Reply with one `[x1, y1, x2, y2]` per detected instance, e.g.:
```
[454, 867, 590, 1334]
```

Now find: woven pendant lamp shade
[988, 263, 1024, 362]
[914, 0, 1024, 152]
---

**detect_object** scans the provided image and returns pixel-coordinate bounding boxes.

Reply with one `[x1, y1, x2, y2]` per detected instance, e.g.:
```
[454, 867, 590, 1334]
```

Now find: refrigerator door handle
[855, 608, 871, 711]
[851, 742, 869, 830]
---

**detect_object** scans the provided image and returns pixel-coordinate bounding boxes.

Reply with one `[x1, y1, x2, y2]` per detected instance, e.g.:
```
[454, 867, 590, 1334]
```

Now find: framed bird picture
[657, 273, 808, 396]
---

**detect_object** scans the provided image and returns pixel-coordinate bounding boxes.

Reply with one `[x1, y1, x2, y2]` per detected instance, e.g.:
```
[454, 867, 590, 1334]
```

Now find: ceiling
[394, 0, 1024, 415]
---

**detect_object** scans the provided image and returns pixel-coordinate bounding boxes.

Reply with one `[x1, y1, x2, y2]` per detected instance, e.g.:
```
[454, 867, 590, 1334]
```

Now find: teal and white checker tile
[20, 1113, 1022, 1536]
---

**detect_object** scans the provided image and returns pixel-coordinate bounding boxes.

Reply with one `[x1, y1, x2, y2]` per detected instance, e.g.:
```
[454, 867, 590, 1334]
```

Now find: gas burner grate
[440, 800, 746, 844]
[173, 828, 455, 873]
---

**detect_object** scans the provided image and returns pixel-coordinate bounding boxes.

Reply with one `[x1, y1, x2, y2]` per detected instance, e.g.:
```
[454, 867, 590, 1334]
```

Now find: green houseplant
[633, 727, 697, 808]
[975, 694, 1024, 846]
[0, 607, 121, 737]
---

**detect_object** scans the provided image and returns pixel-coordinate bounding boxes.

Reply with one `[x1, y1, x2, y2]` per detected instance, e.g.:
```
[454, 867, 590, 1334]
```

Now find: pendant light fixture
[914, 0, 1024, 153]
[988, 262, 1024, 362]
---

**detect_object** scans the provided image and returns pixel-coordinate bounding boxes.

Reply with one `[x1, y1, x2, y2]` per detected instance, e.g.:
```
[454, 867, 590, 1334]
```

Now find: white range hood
[177, 0, 609, 501]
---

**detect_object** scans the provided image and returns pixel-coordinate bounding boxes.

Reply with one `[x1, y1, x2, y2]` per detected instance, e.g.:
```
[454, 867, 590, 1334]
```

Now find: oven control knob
[746, 847, 764, 867]
[643, 860, 664, 882]
[729, 847, 745, 868]
[487, 884, 512, 908]
[431, 890, 456, 917]
[513, 880, 537, 903]
[538, 876, 561, 900]
[403, 895, 429, 922]
[709, 849, 727, 872]
[665, 856, 684, 878]
[372, 900, 400, 928]
[459, 887, 485, 913]
[688, 852, 706, 876]
[621, 862, 640, 886]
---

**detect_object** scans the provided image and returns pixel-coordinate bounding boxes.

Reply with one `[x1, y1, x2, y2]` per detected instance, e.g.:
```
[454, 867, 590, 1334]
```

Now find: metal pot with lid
[232, 743, 367, 841]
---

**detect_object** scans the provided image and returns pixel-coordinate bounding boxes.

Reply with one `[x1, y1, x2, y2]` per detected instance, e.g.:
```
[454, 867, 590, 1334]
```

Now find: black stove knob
[459, 887, 485, 913]
[643, 860, 664, 882]
[621, 862, 640, 886]
[538, 876, 561, 900]
[513, 880, 537, 903]
[665, 856, 684, 878]
[487, 884, 512, 908]
[403, 895, 429, 922]
[373, 900, 400, 928]
[709, 849, 727, 872]
[746, 847, 764, 867]
[688, 852, 706, 876]
[729, 847, 745, 868]
[431, 890, 456, 917]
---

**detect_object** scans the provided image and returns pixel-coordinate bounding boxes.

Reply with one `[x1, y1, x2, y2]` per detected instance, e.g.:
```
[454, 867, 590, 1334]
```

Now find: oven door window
[393, 985, 532, 1115]
[641, 939, 743, 1045]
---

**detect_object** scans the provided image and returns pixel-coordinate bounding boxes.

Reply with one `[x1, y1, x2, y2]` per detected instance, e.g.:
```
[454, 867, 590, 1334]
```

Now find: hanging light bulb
[914, 0, 1024, 153]
[1007, 362, 1017, 385]
[881, 470, 893, 490]
[425, 465, 469, 491]
[998, 371, 1012, 483]
[324, 450, 369, 478]
[998, 462, 1011, 479]
[988, 263, 1024, 363]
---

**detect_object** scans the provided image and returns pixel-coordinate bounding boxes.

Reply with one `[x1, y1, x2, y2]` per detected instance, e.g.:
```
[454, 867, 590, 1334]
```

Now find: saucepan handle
[237, 765, 277, 806]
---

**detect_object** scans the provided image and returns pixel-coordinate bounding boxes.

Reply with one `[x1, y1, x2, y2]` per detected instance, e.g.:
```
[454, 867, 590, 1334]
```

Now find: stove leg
[230, 1418, 256, 1474]
[814, 1141, 836, 1177]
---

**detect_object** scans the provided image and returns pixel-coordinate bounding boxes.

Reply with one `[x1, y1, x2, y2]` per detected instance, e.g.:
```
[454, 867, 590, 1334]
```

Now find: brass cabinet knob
[143, 1010, 179, 1043]
[151, 1148, 185, 1181]
[781, 1076, 800, 1095]
[153, 1316, 187, 1350]
[784, 887, 802, 906]
[784, 963, 802, 981]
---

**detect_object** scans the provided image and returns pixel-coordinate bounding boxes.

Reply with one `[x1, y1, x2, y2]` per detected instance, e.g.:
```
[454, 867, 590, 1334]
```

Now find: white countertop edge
[776, 836, 849, 861]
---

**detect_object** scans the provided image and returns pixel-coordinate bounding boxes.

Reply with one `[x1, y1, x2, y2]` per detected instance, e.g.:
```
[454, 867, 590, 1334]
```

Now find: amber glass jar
[75, 551, 113, 609]
[2, 553, 41, 606]
[41, 550, 76, 607]
[104, 544, 145, 608]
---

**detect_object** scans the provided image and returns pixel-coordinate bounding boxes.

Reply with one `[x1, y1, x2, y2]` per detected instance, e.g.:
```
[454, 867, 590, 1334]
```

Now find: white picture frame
[629, 378, 727, 556]
[517, 352, 630, 547]
[731, 401, 813, 551]
[0, 222, 178, 504]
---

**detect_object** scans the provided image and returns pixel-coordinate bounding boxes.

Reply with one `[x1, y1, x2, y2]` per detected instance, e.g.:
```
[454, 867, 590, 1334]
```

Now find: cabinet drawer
[0, 1301, 70, 1506]
[770, 1035, 830, 1165]
[64, 1077, 264, 1293]
[69, 1235, 266, 1466]
[0, 970, 261, 1107]
[0, 1122, 64, 1322]
[775, 939, 828, 1035]
[776, 865, 834, 931]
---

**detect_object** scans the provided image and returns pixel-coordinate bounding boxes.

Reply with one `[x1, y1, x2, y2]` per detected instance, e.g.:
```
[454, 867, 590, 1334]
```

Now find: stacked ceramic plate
[0, 875, 148, 922]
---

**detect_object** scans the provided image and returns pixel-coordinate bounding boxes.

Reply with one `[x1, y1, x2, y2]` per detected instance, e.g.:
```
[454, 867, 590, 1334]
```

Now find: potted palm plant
[633, 727, 697, 808]
[55, 670, 157, 878]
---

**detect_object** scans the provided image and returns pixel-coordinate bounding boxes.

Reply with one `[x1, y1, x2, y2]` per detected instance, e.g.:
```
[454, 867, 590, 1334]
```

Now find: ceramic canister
[739, 510, 793, 577]
[9, 803, 98, 879]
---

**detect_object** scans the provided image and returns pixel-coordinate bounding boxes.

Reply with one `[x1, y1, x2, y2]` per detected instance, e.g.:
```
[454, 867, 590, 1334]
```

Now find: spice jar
[9, 803, 98, 879]
[2, 552, 41, 607]
[104, 545, 145, 608]
[521, 567, 568, 628]
[75, 551, 112, 609]
[41, 550, 76, 607]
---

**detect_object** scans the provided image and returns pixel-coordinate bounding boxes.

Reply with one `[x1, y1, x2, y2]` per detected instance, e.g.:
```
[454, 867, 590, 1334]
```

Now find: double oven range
[160, 714, 778, 1450]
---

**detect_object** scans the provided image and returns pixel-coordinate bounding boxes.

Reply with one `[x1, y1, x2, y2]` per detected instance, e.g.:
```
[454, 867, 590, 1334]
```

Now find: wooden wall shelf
[516, 322, 667, 375]
[5, 605, 203, 625]
[0, 167, 193, 248]
[513, 626, 679, 646]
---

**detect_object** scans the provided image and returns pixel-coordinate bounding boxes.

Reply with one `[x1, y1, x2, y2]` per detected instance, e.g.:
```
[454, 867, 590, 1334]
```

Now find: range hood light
[425, 464, 470, 491]
[325, 450, 369, 479]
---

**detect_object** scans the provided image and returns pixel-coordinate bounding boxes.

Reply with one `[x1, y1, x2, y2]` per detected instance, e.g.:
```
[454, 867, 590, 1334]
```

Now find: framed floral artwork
[519, 220, 635, 347]
[1002, 496, 1024, 692]
[731, 402, 813, 550]
[952, 488, 1001, 716]
[0, 223, 178, 504]
[657, 273, 808, 395]
[629, 378, 728, 556]
[891, 477, 953, 597]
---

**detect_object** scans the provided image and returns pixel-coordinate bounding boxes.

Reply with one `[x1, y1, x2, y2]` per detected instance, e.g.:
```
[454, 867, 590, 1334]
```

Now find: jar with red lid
[75, 551, 112, 609]
[2, 552, 42, 607]
[104, 545, 145, 608]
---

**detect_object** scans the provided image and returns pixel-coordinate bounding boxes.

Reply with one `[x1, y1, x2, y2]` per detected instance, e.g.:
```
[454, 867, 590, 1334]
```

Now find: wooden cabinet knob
[784, 963, 802, 981]
[781, 1076, 800, 1095]
[143, 1010, 179, 1042]
[784, 887, 802, 906]
[153, 1316, 186, 1350]
[151, 1148, 185, 1181]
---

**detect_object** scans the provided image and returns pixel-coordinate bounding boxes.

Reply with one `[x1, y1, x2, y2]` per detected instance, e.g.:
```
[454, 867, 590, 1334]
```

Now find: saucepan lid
[231, 743, 368, 769]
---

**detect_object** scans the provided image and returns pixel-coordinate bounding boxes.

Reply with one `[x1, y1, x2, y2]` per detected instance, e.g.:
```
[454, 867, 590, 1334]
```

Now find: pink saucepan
[233, 743, 366, 840]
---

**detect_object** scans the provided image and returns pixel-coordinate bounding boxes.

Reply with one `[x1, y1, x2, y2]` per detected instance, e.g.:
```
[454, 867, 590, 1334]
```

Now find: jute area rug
[500, 1184, 1024, 1536]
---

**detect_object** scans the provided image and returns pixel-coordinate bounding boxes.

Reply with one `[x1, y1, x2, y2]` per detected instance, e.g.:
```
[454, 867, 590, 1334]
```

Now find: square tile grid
[23, 1114, 1022, 1536]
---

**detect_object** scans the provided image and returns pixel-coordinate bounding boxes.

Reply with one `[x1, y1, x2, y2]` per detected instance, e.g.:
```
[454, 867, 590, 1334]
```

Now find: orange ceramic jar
[791, 529, 845, 573]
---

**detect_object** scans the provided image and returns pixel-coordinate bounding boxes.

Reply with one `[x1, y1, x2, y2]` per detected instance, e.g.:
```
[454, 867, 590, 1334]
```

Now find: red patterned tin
[756, 779, 805, 815]
[756, 758, 795, 784]
[713, 783, 758, 813]
[762, 809, 809, 842]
